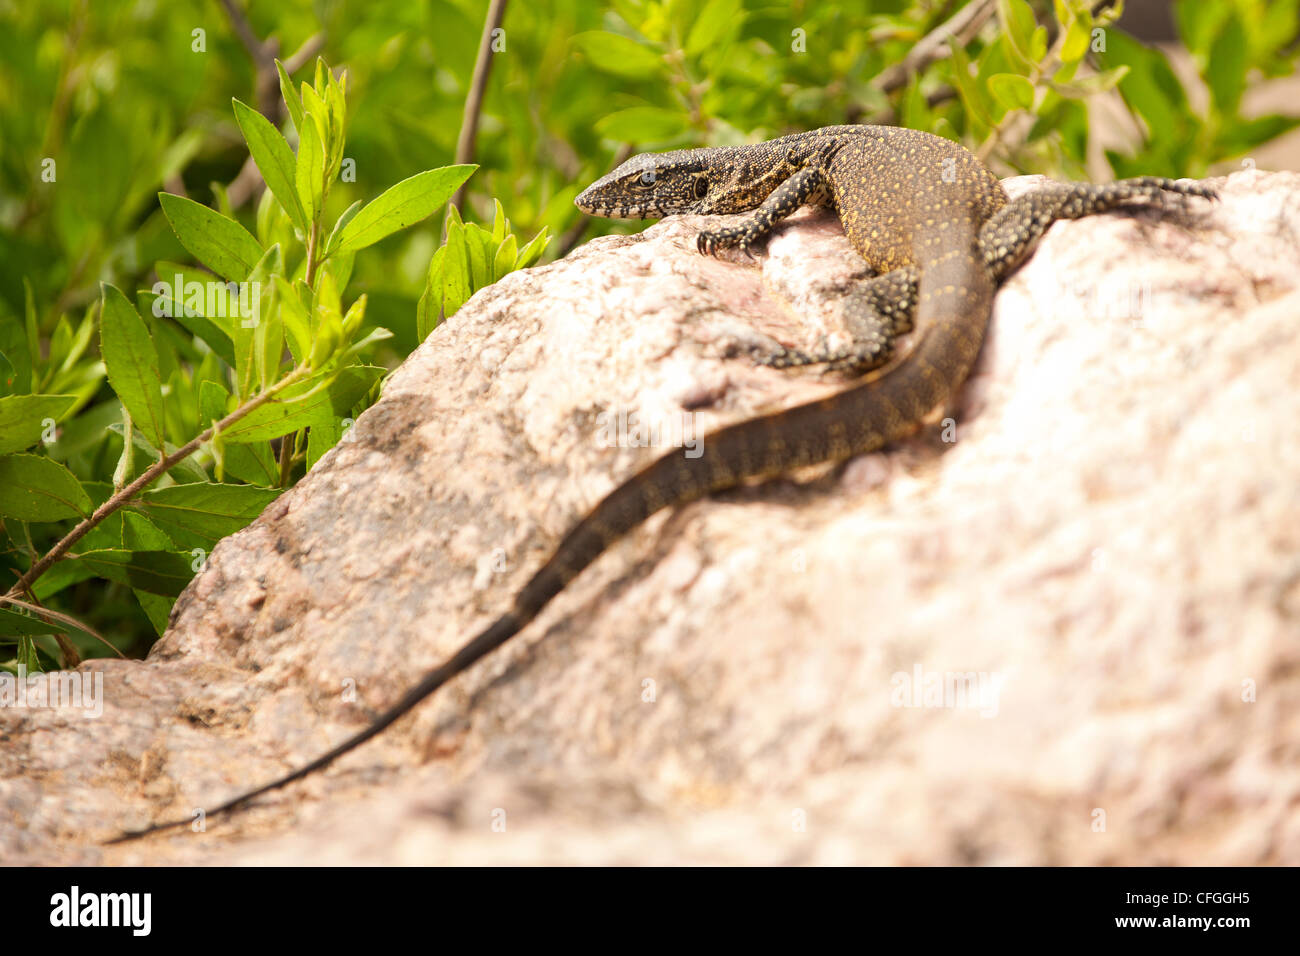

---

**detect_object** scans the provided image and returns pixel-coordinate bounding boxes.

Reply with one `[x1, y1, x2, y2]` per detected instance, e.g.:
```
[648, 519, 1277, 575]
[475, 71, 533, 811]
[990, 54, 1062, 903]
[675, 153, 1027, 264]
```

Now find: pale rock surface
[2, 169, 1297, 865]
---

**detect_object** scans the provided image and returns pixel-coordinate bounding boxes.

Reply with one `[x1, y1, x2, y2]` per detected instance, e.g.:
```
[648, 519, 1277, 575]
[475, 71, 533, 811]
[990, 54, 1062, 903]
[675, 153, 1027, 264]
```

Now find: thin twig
[5, 365, 313, 598]
[0, 594, 124, 659]
[861, 84, 957, 127]
[219, 0, 325, 210]
[871, 0, 998, 94]
[451, 0, 509, 211]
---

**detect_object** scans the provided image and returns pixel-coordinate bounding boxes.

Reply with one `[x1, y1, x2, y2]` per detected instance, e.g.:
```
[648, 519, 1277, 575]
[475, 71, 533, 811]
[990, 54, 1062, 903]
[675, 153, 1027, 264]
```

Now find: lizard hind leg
[751, 265, 920, 375]
[980, 177, 1218, 280]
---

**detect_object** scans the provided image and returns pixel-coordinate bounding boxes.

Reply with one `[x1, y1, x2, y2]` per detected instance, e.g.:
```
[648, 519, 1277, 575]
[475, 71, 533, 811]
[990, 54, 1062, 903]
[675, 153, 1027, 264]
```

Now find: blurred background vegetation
[1, 0, 1297, 664]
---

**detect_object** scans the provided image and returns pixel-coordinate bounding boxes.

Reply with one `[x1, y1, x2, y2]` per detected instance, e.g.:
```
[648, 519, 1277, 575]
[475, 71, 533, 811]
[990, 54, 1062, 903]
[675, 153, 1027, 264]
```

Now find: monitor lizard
[108, 125, 1214, 843]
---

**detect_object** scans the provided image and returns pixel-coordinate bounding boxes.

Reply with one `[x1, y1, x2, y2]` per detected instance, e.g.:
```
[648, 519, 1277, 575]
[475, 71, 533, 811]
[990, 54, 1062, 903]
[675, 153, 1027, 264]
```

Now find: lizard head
[576, 148, 759, 220]
[575, 151, 709, 219]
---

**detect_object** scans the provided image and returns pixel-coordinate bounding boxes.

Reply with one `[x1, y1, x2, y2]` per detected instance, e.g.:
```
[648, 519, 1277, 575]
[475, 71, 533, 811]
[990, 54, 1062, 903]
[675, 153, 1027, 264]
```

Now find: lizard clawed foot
[695, 226, 764, 259]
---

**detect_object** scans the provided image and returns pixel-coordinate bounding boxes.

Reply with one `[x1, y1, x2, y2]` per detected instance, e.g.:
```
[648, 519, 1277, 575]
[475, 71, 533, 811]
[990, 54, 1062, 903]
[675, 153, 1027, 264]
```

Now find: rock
[2, 169, 1297, 865]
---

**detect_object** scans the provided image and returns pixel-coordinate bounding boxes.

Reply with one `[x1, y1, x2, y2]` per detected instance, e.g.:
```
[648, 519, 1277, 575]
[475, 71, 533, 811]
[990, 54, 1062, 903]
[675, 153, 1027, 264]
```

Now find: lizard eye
[693, 177, 708, 200]
[639, 170, 656, 186]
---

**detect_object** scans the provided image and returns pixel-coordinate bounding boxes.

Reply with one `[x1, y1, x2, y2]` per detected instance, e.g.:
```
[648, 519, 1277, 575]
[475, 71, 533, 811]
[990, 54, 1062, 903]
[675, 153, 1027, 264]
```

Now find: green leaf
[686, 0, 743, 56]
[493, 234, 518, 282]
[324, 199, 364, 256]
[276, 59, 306, 135]
[221, 365, 385, 443]
[0, 394, 76, 455]
[1173, 0, 1228, 60]
[340, 293, 367, 338]
[336, 166, 477, 253]
[46, 314, 73, 385]
[515, 227, 551, 269]
[323, 70, 347, 175]
[23, 278, 40, 377]
[1053, 65, 1130, 99]
[1206, 16, 1247, 116]
[0, 314, 32, 395]
[71, 549, 195, 596]
[159, 193, 264, 283]
[595, 107, 691, 142]
[58, 304, 98, 381]
[998, 0, 1039, 66]
[341, 326, 392, 361]
[442, 217, 471, 316]
[232, 245, 282, 399]
[255, 277, 284, 391]
[988, 73, 1035, 111]
[306, 415, 344, 470]
[43, 399, 118, 462]
[135, 590, 173, 636]
[302, 82, 329, 146]
[321, 250, 355, 294]
[1219, 113, 1300, 158]
[309, 289, 343, 368]
[198, 381, 277, 486]
[0, 453, 91, 521]
[296, 115, 325, 224]
[139, 291, 237, 369]
[18, 636, 42, 673]
[417, 245, 446, 341]
[1098, 32, 1190, 145]
[105, 423, 208, 484]
[274, 276, 313, 364]
[122, 509, 174, 550]
[132, 482, 282, 548]
[30, 557, 98, 601]
[491, 198, 508, 244]
[0, 350, 17, 397]
[0, 607, 56, 638]
[100, 284, 167, 452]
[120, 510, 180, 635]
[947, 43, 994, 129]
[1030, 25, 1048, 62]
[233, 98, 308, 233]
[572, 32, 665, 79]
[464, 224, 491, 290]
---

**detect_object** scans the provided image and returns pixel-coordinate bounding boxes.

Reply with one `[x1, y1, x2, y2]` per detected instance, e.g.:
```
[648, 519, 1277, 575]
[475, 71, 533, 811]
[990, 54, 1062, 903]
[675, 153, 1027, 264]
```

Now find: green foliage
[417, 201, 550, 340]
[1102, 0, 1300, 175]
[0, 1, 1295, 666]
[0, 56, 476, 667]
[560, 0, 1298, 182]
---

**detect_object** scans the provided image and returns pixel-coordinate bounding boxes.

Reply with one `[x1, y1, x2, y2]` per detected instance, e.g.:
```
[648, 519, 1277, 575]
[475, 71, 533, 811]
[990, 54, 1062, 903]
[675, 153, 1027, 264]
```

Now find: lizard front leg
[697, 166, 829, 257]
[753, 266, 920, 375]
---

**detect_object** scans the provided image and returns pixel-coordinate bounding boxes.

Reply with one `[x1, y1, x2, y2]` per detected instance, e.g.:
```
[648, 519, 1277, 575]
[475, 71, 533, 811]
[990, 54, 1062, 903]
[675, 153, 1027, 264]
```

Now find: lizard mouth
[573, 187, 667, 220]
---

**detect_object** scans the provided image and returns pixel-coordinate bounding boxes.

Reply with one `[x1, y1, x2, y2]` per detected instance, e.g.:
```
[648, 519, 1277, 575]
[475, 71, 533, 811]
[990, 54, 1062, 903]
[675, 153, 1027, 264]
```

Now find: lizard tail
[108, 240, 992, 845]
[105, 613, 524, 843]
